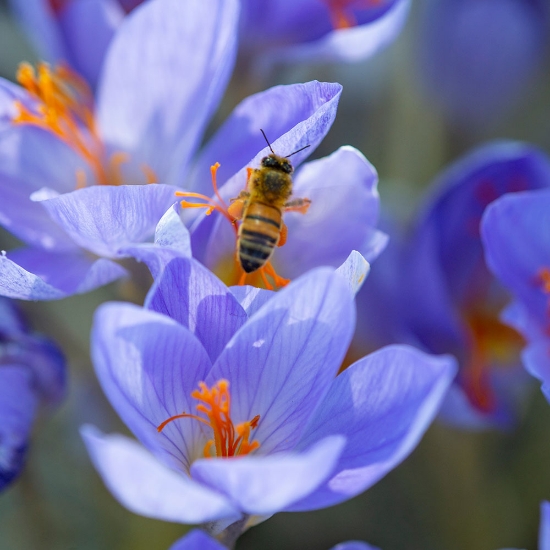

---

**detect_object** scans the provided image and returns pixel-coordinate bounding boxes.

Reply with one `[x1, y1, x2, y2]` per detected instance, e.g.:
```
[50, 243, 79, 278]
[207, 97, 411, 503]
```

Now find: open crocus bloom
[482, 189, 550, 403]
[0, 296, 65, 490]
[375, 142, 550, 429]
[0, 0, 238, 299]
[239, 0, 411, 67]
[82, 258, 455, 536]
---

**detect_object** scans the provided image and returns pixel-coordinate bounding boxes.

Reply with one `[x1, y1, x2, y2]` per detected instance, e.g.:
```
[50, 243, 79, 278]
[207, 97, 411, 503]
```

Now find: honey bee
[228, 130, 311, 274]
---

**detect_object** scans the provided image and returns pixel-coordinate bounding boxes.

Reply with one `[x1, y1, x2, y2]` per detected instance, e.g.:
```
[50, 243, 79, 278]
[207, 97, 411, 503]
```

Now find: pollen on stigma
[157, 380, 261, 459]
[12, 62, 157, 188]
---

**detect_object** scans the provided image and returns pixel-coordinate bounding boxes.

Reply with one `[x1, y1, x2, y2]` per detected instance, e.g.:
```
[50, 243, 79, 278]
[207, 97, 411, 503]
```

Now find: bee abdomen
[238, 203, 282, 273]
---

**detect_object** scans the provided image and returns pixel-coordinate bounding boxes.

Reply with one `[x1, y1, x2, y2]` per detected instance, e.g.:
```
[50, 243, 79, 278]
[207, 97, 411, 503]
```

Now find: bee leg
[227, 192, 249, 223]
[278, 220, 288, 247]
[263, 261, 290, 289]
[284, 197, 311, 214]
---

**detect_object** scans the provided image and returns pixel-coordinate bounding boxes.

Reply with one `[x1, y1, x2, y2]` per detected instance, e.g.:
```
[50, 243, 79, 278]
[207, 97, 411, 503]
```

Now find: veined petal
[335, 251, 370, 296]
[208, 268, 355, 455]
[35, 184, 178, 258]
[97, 0, 239, 184]
[57, 0, 124, 89]
[0, 250, 126, 300]
[188, 81, 343, 194]
[288, 345, 456, 511]
[273, 146, 381, 278]
[145, 257, 247, 363]
[169, 530, 227, 550]
[190, 436, 345, 515]
[228, 286, 273, 319]
[0, 365, 37, 490]
[92, 302, 212, 470]
[81, 427, 238, 525]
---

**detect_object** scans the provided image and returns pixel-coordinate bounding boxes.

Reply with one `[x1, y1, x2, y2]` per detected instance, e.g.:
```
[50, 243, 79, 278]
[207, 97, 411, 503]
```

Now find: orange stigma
[157, 380, 260, 459]
[462, 310, 525, 413]
[12, 62, 155, 187]
[322, 0, 383, 29]
[536, 267, 550, 335]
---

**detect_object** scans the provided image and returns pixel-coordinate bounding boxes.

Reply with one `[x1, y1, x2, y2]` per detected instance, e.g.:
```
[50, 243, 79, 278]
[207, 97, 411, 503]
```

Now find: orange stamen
[236, 260, 290, 291]
[157, 380, 260, 459]
[323, 0, 383, 29]
[176, 163, 237, 228]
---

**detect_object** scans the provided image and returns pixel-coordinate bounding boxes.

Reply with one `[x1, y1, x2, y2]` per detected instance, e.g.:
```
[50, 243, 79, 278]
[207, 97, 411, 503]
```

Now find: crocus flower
[418, 0, 549, 127]
[360, 142, 550, 429]
[240, 0, 411, 68]
[481, 188, 550, 402]
[0, 296, 65, 490]
[0, 0, 238, 300]
[169, 529, 379, 550]
[82, 258, 455, 540]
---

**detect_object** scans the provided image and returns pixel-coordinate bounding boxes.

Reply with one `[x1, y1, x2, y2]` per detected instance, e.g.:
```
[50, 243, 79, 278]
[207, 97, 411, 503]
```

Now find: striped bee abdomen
[238, 202, 282, 273]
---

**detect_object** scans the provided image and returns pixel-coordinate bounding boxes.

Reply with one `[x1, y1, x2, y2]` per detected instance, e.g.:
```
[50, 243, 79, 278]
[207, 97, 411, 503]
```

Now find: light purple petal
[191, 436, 345, 515]
[335, 251, 370, 296]
[97, 0, 239, 184]
[92, 302, 212, 470]
[58, 0, 124, 89]
[228, 286, 273, 318]
[169, 530, 226, 550]
[273, 146, 381, 278]
[7, 0, 65, 61]
[288, 345, 456, 511]
[260, 0, 410, 67]
[81, 426, 238, 525]
[522, 342, 550, 395]
[0, 249, 126, 300]
[0, 365, 37, 490]
[541, 501, 550, 550]
[208, 268, 355, 455]
[35, 184, 178, 257]
[188, 81, 343, 194]
[145, 257, 247, 363]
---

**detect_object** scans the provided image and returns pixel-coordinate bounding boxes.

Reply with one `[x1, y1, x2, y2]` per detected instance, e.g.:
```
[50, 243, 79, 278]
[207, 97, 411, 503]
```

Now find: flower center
[176, 163, 291, 290]
[157, 380, 260, 459]
[12, 62, 156, 188]
[461, 309, 525, 413]
[321, 0, 384, 29]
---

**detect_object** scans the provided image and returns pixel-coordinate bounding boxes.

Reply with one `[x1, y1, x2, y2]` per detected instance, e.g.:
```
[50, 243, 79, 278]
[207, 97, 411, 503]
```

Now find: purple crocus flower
[0, 0, 238, 300]
[169, 529, 379, 550]
[360, 142, 550, 429]
[240, 0, 411, 68]
[481, 189, 550, 402]
[418, 0, 549, 126]
[0, 296, 65, 490]
[82, 258, 455, 541]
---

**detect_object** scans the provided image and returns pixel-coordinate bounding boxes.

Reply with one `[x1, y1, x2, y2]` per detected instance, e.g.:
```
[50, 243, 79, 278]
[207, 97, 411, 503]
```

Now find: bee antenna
[285, 144, 311, 158]
[260, 129, 275, 155]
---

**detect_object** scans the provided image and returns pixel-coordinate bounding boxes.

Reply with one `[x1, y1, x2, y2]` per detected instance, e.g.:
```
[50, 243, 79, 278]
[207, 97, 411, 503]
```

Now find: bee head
[261, 154, 293, 174]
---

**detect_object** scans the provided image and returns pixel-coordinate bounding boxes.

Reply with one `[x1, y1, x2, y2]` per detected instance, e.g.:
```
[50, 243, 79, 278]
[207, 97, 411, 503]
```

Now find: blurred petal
[58, 0, 124, 89]
[274, 146, 382, 277]
[169, 530, 226, 550]
[0, 366, 36, 490]
[261, 0, 409, 68]
[0, 249, 126, 300]
[208, 269, 355, 454]
[288, 345, 456, 511]
[92, 302, 212, 470]
[145, 257, 247, 363]
[188, 81, 343, 194]
[331, 543, 380, 550]
[97, 0, 239, 184]
[541, 501, 550, 550]
[35, 184, 178, 258]
[81, 426, 238, 524]
[191, 436, 345, 515]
